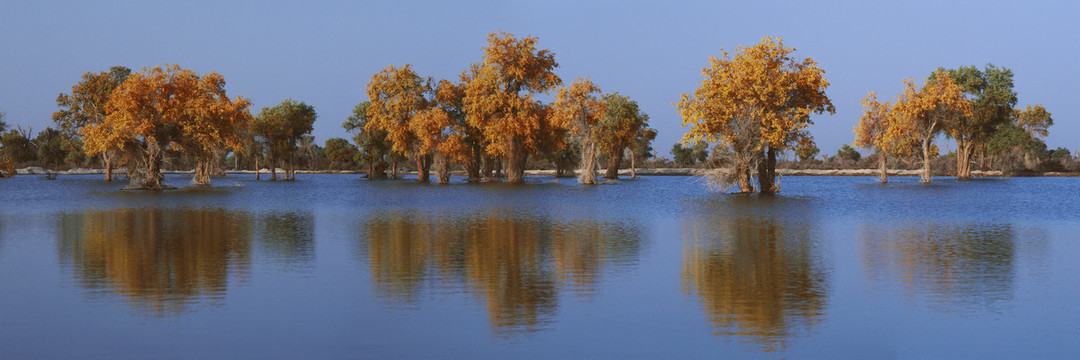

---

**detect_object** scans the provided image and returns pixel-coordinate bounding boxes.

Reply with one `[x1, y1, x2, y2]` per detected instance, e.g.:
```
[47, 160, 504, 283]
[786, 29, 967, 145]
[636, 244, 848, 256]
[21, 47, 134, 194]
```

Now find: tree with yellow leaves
[892, 72, 972, 183]
[53, 66, 131, 181]
[464, 31, 563, 183]
[83, 65, 252, 190]
[365, 64, 436, 182]
[853, 92, 908, 183]
[678, 37, 834, 193]
[551, 78, 605, 184]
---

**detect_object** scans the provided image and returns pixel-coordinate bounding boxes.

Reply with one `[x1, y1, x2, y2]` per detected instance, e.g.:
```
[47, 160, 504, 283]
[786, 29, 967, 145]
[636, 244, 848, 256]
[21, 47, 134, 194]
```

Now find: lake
[1, 173, 1078, 358]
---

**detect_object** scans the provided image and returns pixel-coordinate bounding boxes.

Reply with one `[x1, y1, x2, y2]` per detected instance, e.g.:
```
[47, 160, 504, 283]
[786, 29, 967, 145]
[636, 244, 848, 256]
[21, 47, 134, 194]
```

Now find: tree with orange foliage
[83, 65, 251, 190]
[892, 72, 972, 183]
[464, 32, 563, 184]
[678, 37, 834, 193]
[53, 66, 131, 181]
[365, 64, 436, 182]
[551, 78, 605, 184]
[853, 92, 909, 183]
[182, 72, 253, 185]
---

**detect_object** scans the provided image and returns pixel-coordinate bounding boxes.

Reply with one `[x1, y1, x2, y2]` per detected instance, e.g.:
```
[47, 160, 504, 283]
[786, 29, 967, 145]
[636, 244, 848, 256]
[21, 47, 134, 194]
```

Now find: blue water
[1, 174, 1078, 358]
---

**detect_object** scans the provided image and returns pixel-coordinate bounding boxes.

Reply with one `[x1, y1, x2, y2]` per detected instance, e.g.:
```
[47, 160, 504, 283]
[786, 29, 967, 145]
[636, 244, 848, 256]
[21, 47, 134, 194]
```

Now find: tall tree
[596, 92, 648, 180]
[934, 65, 1017, 179]
[678, 37, 834, 193]
[365, 64, 435, 182]
[53, 66, 131, 181]
[181, 72, 253, 185]
[551, 78, 605, 184]
[463, 31, 563, 183]
[892, 71, 972, 183]
[344, 101, 391, 179]
[251, 99, 316, 180]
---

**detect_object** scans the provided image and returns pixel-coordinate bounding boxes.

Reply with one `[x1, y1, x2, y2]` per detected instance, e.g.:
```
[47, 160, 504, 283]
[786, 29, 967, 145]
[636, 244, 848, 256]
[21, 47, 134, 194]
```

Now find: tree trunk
[630, 148, 637, 179]
[921, 136, 932, 183]
[434, 152, 450, 184]
[956, 138, 973, 179]
[255, 156, 260, 180]
[103, 151, 113, 182]
[270, 155, 278, 180]
[604, 149, 622, 179]
[578, 140, 597, 185]
[391, 160, 398, 179]
[736, 158, 753, 193]
[465, 151, 481, 181]
[416, 154, 431, 183]
[757, 147, 778, 193]
[878, 152, 888, 183]
[506, 137, 527, 184]
[482, 156, 494, 178]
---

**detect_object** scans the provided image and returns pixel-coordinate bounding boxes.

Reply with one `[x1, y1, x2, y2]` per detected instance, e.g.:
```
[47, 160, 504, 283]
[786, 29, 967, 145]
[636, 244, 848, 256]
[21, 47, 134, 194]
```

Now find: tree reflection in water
[359, 210, 642, 337]
[681, 196, 829, 351]
[861, 222, 1016, 311]
[58, 208, 253, 317]
[256, 211, 315, 271]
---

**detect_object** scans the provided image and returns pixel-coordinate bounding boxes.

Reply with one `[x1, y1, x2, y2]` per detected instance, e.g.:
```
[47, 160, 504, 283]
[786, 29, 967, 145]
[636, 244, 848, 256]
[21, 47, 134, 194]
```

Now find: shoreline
[11, 166, 1080, 178]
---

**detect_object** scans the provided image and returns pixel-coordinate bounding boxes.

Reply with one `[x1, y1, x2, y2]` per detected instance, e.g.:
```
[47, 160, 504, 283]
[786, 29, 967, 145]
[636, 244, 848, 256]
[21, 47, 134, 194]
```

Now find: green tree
[252, 99, 316, 180]
[33, 127, 68, 168]
[53, 66, 131, 181]
[1, 127, 36, 164]
[344, 101, 392, 179]
[835, 144, 861, 162]
[324, 137, 360, 164]
[933, 65, 1017, 179]
[596, 92, 649, 179]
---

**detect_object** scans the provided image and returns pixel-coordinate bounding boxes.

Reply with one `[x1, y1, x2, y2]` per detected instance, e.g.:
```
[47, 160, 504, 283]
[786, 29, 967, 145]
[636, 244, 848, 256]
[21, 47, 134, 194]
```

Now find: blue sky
[2, 0, 1077, 159]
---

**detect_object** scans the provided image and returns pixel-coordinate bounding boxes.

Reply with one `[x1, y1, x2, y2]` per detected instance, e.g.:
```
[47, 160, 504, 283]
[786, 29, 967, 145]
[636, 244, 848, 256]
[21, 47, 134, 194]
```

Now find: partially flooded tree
[251, 99, 316, 180]
[463, 31, 563, 184]
[365, 64, 435, 182]
[83, 65, 250, 190]
[596, 92, 649, 180]
[934, 65, 1017, 179]
[344, 101, 391, 179]
[551, 78, 605, 184]
[678, 37, 834, 193]
[853, 92, 909, 183]
[892, 72, 972, 183]
[53, 66, 131, 181]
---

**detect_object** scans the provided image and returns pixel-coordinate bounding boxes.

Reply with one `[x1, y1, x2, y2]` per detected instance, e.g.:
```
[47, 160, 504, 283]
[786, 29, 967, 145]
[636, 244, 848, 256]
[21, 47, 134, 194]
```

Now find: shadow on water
[57, 207, 253, 317]
[355, 209, 643, 338]
[680, 194, 830, 351]
[860, 221, 1017, 312]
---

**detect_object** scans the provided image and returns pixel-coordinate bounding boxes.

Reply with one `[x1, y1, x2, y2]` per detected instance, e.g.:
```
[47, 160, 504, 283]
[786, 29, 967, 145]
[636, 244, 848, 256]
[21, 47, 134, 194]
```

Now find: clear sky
[2, 0, 1077, 159]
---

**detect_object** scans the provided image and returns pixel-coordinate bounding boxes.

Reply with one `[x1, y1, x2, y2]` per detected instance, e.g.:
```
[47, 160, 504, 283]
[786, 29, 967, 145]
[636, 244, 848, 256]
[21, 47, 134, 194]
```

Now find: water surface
[1, 174, 1078, 358]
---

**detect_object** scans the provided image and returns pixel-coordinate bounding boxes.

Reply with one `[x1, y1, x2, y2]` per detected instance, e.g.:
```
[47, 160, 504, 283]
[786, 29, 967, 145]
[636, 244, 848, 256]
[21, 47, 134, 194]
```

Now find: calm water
[1, 174, 1079, 358]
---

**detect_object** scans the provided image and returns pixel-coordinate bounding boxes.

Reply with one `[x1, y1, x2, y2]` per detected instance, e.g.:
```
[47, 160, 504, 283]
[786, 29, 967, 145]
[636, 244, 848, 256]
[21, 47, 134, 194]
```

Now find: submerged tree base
[122, 184, 178, 191]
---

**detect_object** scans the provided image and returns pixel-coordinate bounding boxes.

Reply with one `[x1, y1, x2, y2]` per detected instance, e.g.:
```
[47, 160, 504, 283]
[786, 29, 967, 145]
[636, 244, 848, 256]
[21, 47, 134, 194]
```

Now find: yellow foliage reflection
[681, 197, 828, 351]
[861, 222, 1015, 309]
[360, 210, 641, 337]
[59, 208, 252, 317]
